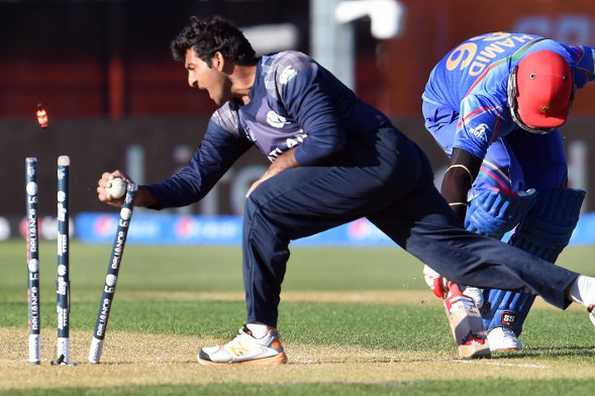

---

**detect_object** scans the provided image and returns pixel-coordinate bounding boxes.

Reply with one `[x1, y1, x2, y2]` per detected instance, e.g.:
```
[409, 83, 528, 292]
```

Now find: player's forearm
[142, 174, 208, 210]
[245, 148, 299, 198]
[141, 123, 251, 210]
[441, 173, 469, 223]
[265, 148, 299, 178]
[441, 148, 482, 223]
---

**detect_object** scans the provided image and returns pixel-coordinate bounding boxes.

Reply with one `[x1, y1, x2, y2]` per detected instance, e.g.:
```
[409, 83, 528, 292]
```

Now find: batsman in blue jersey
[97, 19, 595, 365]
[422, 32, 595, 352]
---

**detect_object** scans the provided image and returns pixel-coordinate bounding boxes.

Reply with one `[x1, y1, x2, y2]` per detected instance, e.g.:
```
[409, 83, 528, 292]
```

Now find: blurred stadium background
[2, 0, 595, 246]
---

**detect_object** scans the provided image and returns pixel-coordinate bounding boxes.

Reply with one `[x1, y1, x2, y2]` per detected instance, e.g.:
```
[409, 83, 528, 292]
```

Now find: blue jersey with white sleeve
[147, 51, 393, 208]
[423, 32, 595, 160]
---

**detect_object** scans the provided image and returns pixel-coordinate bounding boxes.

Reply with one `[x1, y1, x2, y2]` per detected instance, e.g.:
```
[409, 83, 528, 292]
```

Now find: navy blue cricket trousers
[243, 126, 578, 327]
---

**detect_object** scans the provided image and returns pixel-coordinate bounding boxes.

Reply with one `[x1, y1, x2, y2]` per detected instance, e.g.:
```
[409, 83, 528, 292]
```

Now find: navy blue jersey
[147, 51, 392, 208]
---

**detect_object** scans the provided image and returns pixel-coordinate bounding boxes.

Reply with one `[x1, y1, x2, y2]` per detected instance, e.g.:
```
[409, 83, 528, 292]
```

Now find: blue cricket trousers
[243, 126, 577, 327]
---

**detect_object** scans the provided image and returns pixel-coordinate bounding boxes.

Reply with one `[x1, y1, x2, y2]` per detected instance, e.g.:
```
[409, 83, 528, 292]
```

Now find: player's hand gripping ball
[107, 177, 127, 200]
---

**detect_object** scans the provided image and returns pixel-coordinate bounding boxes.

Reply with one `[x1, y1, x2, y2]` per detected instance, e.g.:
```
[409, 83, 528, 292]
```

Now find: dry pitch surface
[2, 291, 594, 392]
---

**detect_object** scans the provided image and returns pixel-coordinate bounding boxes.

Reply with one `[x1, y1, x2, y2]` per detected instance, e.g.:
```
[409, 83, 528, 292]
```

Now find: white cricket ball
[107, 178, 127, 200]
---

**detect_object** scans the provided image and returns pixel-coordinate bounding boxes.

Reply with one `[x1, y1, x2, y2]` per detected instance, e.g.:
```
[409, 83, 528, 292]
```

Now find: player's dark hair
[171, 15, 257, 66]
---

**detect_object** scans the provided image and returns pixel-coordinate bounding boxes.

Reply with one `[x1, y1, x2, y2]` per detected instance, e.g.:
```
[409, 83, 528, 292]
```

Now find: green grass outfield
[1, 241, 595, 395]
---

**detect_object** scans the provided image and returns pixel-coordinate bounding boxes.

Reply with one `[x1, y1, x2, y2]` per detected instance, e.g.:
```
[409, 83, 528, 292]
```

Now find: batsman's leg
[483, 188, 584, 336]
[480, 130, 575, 350]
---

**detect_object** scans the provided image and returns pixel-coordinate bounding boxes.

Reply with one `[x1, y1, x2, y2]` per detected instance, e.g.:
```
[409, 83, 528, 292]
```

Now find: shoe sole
[197, 352, 288, 366]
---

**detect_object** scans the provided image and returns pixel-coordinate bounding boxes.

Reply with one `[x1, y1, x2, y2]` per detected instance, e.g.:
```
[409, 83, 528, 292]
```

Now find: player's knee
[244, 193, 258, 211]
[243, 194, 265, 233]
[244, 193, 278, 231]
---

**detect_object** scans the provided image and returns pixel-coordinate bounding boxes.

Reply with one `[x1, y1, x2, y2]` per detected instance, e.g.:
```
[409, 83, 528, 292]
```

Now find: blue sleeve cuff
[294, 144, 314, 166]
[143, 184, 168, 210]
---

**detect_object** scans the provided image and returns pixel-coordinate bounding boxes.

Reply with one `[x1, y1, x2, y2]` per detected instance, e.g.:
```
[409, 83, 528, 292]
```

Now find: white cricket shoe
[198, 325, 288, 365]
[487, 327, 523, 353]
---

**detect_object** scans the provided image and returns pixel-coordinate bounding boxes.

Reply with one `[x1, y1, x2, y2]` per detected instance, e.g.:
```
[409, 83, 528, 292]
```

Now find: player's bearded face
[185, 49, 230, 106]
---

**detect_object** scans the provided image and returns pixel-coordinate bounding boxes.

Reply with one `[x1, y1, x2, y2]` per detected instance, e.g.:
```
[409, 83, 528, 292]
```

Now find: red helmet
[509, 50, 574, 132]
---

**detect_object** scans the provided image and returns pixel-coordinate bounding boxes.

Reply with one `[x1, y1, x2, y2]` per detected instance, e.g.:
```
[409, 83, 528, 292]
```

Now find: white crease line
[454, 360, 547, 369]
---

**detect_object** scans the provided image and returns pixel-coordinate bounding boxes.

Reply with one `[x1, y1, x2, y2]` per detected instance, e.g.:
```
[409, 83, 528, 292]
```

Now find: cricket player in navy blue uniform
[422, 32, 595, 352]
[97, 18, 595, 365]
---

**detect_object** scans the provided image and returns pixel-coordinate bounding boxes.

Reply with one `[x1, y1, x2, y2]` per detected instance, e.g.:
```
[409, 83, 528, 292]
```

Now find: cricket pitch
[1, 327, 595, 391]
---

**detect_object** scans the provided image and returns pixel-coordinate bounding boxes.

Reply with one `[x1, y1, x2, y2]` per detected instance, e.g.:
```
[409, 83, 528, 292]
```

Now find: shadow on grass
[492, 345, 595, 359]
